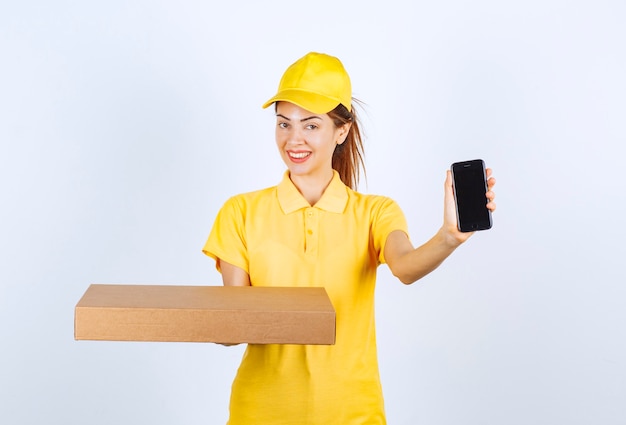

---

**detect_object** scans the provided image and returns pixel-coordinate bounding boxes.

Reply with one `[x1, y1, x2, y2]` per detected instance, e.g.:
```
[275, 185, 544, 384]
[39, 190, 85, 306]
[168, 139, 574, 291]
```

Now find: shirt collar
[277, 170, 349, 214]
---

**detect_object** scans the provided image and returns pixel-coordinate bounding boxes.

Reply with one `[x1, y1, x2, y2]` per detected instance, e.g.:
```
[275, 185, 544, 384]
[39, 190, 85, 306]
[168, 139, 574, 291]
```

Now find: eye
[277, 122, 289, 129]
[305, 124, 318, 130]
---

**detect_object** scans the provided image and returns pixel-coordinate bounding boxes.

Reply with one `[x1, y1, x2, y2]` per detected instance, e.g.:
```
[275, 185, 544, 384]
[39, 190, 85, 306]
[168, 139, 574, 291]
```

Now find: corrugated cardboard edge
[75, 284, 336, 345]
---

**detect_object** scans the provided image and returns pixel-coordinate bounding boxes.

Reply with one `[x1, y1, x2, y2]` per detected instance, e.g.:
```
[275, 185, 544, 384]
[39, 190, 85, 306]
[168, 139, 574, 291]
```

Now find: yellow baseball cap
[262, 52, 352, 114]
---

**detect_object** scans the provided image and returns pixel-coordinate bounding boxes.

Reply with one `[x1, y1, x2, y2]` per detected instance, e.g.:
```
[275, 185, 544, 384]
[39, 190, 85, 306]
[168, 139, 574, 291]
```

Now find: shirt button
[307, 229, 313, 235]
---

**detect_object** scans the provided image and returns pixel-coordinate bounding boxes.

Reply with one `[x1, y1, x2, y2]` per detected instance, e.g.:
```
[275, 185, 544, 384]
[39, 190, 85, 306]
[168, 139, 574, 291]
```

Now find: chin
[285, 164, 310, 176]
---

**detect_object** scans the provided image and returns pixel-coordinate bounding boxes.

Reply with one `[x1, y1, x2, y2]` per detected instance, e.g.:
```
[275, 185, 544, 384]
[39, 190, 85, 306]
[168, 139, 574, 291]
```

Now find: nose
[287, 126, 306, 146]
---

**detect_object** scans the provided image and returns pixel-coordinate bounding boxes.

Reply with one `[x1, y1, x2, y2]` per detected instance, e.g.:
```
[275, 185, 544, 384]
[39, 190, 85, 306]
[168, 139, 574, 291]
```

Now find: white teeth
[289, 152, 310, 159]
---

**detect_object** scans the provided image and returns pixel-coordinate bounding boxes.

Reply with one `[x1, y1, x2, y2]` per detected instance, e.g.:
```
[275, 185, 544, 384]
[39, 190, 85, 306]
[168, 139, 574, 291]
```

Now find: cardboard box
[74, 284, 335, 345]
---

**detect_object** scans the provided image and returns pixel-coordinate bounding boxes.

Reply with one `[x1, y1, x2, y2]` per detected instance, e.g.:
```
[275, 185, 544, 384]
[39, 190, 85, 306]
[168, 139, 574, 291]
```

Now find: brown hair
[328, 102, 365, 190]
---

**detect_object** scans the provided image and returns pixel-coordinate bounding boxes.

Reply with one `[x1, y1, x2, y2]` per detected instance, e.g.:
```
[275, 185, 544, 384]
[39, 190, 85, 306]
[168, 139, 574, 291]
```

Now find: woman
[203, 52, 496, 424]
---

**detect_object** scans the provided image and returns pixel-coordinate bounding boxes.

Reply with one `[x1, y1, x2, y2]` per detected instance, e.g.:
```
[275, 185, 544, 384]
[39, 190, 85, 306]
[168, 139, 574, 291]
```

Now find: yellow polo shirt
[203, 170, 408, 425]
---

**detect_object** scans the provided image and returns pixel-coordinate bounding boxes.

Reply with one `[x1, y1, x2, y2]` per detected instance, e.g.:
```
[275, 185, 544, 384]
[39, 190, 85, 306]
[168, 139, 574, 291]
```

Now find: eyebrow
[276, 114, 322, 122]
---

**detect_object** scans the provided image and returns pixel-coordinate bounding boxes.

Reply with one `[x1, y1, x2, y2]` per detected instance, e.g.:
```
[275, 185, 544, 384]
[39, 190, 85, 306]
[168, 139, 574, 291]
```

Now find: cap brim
[262, 89, 341, 115]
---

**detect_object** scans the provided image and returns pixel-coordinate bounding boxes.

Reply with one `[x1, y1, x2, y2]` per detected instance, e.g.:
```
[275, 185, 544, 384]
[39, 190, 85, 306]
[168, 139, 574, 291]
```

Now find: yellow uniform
[203, 170, 408, 425]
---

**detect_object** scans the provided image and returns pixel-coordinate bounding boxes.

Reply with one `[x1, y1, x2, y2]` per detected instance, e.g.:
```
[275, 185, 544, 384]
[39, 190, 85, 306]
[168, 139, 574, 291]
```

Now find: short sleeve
[371, 197, 409, 265]
[202, 196, 249, 273]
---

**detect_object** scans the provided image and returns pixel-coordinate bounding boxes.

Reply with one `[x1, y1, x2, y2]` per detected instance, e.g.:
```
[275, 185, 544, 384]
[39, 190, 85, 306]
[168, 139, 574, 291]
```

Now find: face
[275, 102, 350, 184]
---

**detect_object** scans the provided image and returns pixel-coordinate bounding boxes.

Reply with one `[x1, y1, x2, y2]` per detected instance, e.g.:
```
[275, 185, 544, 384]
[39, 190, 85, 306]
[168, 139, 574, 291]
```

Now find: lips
[288, 151, 311, 162]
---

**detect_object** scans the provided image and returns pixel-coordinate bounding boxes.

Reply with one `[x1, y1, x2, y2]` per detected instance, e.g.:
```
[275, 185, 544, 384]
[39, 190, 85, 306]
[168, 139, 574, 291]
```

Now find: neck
[289, 170, 334, 206]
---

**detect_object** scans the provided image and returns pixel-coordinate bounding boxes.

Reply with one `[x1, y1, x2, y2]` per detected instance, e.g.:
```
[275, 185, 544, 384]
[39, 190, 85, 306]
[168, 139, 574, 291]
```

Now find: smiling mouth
[288, 151, 311, 159]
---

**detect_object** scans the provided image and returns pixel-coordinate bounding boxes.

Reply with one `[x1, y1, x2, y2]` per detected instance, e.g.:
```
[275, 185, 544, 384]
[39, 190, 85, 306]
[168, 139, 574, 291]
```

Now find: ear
[336, 122, 352, 145]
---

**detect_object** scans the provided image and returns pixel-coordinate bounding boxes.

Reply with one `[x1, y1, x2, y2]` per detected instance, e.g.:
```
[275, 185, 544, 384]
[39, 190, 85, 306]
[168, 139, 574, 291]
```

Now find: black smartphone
[451, 159, 492, 232]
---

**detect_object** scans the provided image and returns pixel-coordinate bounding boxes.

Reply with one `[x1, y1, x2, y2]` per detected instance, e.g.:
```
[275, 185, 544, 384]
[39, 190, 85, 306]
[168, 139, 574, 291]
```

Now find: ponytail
[329, 102, 365, 191]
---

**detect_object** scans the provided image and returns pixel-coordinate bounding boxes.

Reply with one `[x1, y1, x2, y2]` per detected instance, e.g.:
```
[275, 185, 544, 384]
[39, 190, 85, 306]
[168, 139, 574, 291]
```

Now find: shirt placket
[304, 208, 319, 256]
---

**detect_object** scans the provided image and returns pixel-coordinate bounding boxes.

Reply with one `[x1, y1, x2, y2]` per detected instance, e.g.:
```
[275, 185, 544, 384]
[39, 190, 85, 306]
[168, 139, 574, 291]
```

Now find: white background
[1, 1, 625, 424]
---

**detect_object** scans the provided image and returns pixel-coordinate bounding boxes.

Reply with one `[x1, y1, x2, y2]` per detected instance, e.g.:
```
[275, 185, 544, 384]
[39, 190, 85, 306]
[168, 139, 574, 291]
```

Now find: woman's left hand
[442, 167, 497, 245]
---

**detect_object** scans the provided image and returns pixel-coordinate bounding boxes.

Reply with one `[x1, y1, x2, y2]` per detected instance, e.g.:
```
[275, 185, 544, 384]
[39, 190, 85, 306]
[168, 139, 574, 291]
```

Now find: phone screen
[451, 159, 492, 232]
